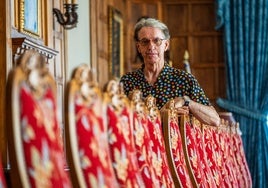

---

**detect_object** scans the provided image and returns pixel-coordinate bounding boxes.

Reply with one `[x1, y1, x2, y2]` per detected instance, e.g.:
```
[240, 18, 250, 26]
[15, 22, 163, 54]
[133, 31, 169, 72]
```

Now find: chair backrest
[217, 120, 240, 187]
[128, 90, 160, 187]
[144, 95, 174, 188]
[104, 80, 144, 187]
[161, 99, 193, 188]
[6, 50, 71, 187]
[192, 118, 217, 188]
[180, 115, 213, 188]
[202, 124, 225, 187]
[207, 119, 233, 187]
[65, 65, 118, 187]
[231, 123, 252, 188]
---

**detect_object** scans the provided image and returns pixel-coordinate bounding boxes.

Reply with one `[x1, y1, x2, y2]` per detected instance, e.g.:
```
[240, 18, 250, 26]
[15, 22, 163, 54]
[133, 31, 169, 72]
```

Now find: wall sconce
[53, 1, 78, 30]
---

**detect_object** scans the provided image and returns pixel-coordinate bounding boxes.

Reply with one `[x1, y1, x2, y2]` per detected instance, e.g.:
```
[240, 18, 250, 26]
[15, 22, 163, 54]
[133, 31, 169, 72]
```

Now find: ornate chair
[144, 95, 174, 188]
[180, 115, 216, 188]
[161, 99, 193, 188]
[6, 50, 72, 187]
[65, 65, 118, 187]
[225, 122, 245, 188]
[231, 123, 252, 188]
[217, 120, 239, 187]
[192, 118, 218, 187]
[103, 80, 144, 187]
[202, 124, 225, 187]
[128, 90, 160, 187]
[209, 120, 233, 187]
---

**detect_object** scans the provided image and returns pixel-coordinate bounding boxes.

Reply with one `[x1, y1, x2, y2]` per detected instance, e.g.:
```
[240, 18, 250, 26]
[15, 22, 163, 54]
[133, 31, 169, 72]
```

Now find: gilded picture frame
[19, 0, 41, 38]
[108, 6, 124, 79]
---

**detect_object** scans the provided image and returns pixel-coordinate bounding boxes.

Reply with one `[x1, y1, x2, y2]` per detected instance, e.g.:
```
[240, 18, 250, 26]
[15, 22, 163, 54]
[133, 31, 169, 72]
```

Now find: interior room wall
[66, 0, 91, 79]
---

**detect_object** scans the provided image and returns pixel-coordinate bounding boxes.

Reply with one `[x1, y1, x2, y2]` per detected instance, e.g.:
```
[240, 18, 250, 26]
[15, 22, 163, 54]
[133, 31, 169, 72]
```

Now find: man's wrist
[183, 96, 191, 106]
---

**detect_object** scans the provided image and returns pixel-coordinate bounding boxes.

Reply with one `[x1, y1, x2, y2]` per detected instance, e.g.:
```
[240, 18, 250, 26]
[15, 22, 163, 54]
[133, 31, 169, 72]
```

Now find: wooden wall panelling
[43, 0, 53, 47]
[97, 0, 109, 87]
[52, 0, 67, 164]
[90, 0, 98, 83]
[163, 0, 225, 109]
[125, 0, 162, 72]
[1, 0, 12, 168]
[91, 0, 126, 87]
[89, 0, 109, 87]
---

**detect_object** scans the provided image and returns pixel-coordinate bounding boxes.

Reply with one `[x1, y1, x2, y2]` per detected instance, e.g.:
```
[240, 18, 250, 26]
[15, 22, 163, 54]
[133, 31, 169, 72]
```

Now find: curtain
[215, 0, 268, 187]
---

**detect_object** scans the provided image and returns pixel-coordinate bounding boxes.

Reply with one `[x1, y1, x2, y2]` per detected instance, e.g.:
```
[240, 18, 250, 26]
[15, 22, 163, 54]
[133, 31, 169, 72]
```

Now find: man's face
[136, 27, 169, 65]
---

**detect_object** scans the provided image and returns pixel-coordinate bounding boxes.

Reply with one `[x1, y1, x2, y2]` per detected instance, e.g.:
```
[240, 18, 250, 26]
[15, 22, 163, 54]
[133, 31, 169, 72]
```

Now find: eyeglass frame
[137, 38, 166, 47]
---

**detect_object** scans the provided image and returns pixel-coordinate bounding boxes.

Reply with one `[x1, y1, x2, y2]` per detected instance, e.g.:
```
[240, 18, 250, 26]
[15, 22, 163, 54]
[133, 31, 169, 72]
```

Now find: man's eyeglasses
[138, 38, 165, 47]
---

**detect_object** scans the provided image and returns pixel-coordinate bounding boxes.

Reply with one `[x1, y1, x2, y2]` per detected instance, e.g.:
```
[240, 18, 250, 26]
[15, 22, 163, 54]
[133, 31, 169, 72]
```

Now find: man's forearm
[188, 100, 220, 126]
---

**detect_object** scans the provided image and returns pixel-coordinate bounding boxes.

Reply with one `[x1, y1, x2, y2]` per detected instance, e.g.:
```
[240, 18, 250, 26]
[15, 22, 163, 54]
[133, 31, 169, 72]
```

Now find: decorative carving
[12, 37, 58, 67]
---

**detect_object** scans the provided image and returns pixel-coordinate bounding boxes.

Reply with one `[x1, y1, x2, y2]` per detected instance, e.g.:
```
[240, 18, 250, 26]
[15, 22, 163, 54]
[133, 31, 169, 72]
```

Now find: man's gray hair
[134, 17, 170, 41]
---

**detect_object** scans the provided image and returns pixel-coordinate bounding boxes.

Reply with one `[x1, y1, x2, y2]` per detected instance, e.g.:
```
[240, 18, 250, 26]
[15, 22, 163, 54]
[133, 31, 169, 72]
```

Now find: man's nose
[147, 40, 156, 48]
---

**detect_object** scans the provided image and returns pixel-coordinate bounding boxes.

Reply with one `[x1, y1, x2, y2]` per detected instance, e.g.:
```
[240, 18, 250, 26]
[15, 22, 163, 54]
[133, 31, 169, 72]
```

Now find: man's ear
[164, 40, 170, 51]
[136, 43, 141, 53]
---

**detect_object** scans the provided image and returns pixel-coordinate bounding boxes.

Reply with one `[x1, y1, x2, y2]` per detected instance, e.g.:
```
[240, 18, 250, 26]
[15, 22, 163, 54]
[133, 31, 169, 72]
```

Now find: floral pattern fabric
[232, 132, 252, 188]
[74, 93, 118, 187]
[20, 86, 72, 188]
[184, 121, 210, 187]
[132, 108, 160, 187]
[120, 63, 210, 109]
[169, 118, 193, 187]
[107, 101, 144, 187]
[183, 116, 252, 188]
[203, 126, 225, 187]
[218, 128, 239, 187]
[212, 127, 233, 187]
[193, 123, 217, 188]
[146, 109, 174, 188]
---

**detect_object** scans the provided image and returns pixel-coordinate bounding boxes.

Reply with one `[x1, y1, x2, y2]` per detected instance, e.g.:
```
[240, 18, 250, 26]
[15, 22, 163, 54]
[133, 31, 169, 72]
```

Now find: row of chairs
[162, 102, 252, 188]
[2, 50, 252, 187]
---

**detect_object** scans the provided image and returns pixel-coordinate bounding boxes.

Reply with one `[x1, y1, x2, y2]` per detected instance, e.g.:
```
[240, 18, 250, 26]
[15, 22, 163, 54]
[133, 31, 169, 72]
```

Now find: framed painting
[19, 0, 41, 37]
[108, 6, 124, 79]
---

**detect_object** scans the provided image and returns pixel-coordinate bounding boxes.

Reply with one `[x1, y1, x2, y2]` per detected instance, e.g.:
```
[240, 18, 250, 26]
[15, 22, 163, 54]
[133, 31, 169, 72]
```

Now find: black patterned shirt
[120, 63, 211, 110]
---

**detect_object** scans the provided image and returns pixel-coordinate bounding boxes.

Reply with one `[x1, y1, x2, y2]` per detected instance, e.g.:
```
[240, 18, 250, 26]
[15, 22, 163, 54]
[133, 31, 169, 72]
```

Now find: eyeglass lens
[139, 38, 164, 46]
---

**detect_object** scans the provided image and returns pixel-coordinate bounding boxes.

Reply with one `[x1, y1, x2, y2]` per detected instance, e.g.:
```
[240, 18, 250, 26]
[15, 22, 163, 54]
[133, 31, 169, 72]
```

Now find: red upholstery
[219, 113, 252, 188]
[203, 125, 225, 187]
[224, 124, 243, 187]
[6, 50, 71, 188]
[183, 119, 210, 187]
[65, 65, 118, 187]
[105, 81, 144, 187]
[167, 115, 193, 187]
[211, 125, 232, 187]
[66, 66, 118, 187]
[161, 99, 193, 188]
[193, 120, 217, 188]
[129, 90, 160, 187]
[74, 94, 118, 187]
[145, 96, 174, 188]
[231, 124, 252, 188]
[20, 86, 71, 188]
[217, 123, 239, 187]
